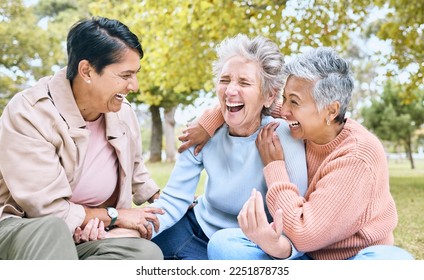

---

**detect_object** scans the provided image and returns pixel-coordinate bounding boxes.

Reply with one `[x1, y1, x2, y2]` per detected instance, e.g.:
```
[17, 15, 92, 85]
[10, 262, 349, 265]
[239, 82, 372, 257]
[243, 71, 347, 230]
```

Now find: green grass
[389, 159, 424, 260]
[146, 158, 424, 260]
[145, 161, 207, 195]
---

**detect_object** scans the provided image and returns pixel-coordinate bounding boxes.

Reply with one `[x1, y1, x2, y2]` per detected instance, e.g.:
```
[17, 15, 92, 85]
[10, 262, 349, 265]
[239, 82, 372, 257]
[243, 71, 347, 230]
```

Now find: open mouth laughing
[288, 121, 300, 128]
[226, 101, 244, 113]
[115, 93, 127, 101]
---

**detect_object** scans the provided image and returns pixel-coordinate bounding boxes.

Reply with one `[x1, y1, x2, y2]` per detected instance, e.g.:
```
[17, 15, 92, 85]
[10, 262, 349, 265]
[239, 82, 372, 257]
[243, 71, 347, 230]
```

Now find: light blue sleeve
[149, 147, 203, 238]
[275, 119, 308, 196]
[286, 241, 304, 259]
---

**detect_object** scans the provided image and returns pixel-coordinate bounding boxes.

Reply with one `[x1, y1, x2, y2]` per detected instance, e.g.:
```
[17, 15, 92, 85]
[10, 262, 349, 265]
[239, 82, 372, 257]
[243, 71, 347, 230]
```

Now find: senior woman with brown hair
[180, 47, 414, 260]
[148, 34, 308, 259]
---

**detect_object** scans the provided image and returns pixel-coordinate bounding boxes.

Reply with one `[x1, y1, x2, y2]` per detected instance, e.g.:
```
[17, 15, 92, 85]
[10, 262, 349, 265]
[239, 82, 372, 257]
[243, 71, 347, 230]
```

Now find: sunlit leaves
[89, 0, 288, 109]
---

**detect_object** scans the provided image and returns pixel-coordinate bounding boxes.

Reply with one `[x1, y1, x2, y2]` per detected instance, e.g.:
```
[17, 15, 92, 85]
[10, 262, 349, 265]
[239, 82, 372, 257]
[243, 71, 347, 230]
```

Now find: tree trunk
[149, 105, 162, 162]
[405, 137, 415, 169]
[164, 106, 177, 162]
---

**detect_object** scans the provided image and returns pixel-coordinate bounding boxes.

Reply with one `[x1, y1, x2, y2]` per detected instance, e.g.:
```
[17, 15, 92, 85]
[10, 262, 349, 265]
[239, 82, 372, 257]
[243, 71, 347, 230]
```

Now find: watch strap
[106, 207, 118, 228]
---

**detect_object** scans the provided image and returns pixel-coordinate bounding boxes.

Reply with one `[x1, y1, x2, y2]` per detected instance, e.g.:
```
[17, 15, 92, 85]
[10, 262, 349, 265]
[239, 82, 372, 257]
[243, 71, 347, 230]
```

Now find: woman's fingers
[88, 218, 100, 240]
[254, 191, 269, 228]
[73, 227, 82, 243]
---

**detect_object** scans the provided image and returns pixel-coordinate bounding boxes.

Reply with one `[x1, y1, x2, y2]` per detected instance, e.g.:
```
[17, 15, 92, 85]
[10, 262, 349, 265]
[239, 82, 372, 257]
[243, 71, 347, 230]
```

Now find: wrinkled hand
[118, 207, 165, 240]
[74, 217, 106, 244]
[238, 189, 291, 259]
[178, 122, 210, 155]
[256, 122, 284, 166]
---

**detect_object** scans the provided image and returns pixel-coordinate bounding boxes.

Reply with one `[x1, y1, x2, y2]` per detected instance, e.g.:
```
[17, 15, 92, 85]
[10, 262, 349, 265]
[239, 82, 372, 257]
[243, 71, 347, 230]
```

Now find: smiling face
[77, 48, 141, 121]
[281, 76, 331, 144]
[217, 55, 272, 136]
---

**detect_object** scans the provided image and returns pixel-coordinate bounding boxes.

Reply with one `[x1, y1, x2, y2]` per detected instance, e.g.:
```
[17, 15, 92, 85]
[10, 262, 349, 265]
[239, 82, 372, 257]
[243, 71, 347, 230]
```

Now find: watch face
[108, 207, 118, 218]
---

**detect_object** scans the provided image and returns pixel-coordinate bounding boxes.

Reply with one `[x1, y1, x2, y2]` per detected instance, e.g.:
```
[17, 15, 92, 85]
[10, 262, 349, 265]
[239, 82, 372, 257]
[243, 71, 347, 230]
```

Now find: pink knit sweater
[199, 107, 397, 260]
[264, 118, 397, 259]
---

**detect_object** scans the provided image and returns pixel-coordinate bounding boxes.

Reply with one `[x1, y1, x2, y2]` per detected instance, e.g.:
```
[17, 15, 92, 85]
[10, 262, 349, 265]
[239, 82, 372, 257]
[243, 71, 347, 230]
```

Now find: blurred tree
[33, 0, 92, 46]
[89, 0, 374, 161]
[345, 41, 380, 119]
[362, 81, 424, 169]
[2, 0, 422, 162]
[372, 0, 424, 101]
[89, 0, 287, 161]
[0, 0, 63, 114]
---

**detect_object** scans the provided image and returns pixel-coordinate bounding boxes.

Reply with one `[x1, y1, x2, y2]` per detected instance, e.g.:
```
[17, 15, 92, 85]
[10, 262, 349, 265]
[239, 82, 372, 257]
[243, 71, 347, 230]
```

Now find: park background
[1, 0, 423, 259]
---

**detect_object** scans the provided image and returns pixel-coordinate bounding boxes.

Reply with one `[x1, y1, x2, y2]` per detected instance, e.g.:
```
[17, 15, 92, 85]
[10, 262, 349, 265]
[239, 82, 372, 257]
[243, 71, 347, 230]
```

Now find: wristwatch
[106, 207, 118, 231]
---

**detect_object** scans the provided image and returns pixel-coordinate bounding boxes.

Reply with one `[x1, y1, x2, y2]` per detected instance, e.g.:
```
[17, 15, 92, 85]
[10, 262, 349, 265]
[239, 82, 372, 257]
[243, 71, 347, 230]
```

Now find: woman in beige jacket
[0, 17, 163, 260]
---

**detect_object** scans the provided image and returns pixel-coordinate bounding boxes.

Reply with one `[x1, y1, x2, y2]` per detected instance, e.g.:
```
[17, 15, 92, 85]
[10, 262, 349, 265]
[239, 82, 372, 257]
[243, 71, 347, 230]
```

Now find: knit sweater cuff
[264, 160, 290, 189]
[198, 105, 224, 137]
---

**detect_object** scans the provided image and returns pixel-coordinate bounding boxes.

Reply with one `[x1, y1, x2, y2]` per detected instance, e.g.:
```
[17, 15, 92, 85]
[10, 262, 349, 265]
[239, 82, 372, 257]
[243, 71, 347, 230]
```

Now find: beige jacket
[0, 68, 159, 233]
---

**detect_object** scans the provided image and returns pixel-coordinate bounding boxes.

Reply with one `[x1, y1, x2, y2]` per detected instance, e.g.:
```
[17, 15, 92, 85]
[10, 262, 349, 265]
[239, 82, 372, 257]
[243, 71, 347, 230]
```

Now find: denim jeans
[152, 208, 209, 260]
[208, 228, 414, 260]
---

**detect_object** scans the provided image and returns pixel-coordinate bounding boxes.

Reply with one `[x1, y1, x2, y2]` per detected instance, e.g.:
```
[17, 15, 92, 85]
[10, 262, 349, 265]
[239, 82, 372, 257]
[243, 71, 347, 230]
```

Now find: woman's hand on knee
[117, 207, 164, 240]
[74, 217, 106, 244]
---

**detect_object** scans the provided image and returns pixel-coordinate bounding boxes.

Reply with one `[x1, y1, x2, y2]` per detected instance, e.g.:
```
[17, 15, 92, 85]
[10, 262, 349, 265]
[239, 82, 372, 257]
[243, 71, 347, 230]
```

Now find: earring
[86, 80, 91, 84]
[326, 118, 331, 126]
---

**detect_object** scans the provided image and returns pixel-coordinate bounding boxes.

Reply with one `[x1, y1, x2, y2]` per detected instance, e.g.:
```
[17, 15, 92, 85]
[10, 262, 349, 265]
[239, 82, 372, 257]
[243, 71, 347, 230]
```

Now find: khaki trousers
[0, 216, 163, 260]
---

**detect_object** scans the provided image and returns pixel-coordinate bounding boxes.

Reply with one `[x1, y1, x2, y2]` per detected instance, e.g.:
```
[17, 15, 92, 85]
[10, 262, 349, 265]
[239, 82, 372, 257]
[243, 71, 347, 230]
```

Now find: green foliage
[0, 2, 64, 76]
[362, 81, 424, 142]
[2, 0, 422, 113]
[372, 0, 424, 98]
[362, 81, 424, 168]
[34, 0, 93, 44]
[87, 0, 382, 109]
[278, 0, 370, 52]
[88, 0, 289, 109]
[0, 0, 67, 114]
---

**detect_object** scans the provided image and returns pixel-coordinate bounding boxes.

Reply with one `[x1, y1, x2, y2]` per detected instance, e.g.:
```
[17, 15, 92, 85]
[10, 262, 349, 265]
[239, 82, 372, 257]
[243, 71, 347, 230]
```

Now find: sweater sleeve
[271, 100, 283, 119]
[148, 147, 203, 238]
[198, 105, 224, 137]
[265, 156, 376, 252]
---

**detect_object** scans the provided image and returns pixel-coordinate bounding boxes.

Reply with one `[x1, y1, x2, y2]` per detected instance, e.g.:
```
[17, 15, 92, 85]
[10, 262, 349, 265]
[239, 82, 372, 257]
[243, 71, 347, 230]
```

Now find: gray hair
[283, 47, 354, 123]
[212, 34, 285, 115]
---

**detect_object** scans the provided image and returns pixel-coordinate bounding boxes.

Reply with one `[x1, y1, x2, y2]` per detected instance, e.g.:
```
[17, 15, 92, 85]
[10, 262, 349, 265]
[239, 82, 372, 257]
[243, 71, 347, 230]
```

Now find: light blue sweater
[150, 115, 307, 240]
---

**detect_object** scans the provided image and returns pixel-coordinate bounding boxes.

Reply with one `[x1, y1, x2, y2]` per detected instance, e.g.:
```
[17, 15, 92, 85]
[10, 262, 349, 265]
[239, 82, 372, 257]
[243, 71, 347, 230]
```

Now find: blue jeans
[208, 228, 414, 260]
[152, 208, 209, 260]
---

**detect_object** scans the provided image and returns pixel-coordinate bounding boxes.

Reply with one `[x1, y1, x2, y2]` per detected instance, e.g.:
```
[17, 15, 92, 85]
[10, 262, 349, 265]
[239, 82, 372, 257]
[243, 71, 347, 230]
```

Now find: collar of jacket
[45, 68, 126, 140]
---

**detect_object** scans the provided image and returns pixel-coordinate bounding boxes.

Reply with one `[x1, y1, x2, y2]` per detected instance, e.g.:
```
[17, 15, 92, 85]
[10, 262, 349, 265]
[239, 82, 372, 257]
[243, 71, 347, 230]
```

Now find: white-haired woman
[148, 34, 308, 259]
